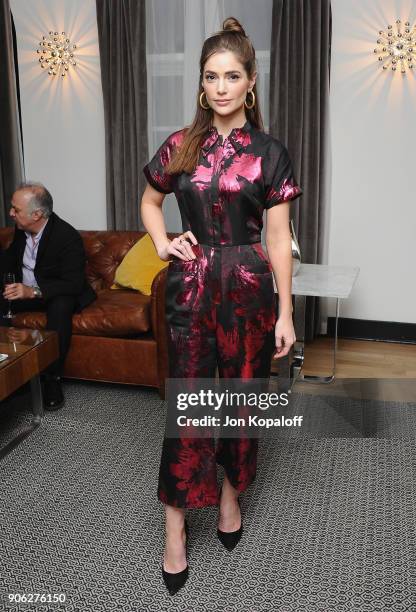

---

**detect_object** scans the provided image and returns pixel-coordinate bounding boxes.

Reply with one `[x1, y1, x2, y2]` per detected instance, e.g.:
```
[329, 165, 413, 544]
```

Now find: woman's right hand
[158, 231, 198, 262]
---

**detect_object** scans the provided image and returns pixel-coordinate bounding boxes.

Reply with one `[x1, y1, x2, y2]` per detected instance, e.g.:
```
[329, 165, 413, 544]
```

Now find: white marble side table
[273, 264, 360, 384]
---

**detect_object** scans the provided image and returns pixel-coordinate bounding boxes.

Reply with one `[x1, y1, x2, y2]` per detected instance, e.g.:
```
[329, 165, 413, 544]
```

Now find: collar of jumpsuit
[201, 119, 253, 157]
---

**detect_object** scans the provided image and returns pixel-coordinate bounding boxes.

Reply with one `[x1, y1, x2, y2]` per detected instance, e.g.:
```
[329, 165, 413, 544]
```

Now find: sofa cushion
[81, 231, 147, 291]
[12, 289, 151, 337]
[113, 233, 169, 295]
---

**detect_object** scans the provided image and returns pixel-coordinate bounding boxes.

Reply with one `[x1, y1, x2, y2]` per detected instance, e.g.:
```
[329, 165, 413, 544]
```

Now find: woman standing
[141, 17, 302, 595]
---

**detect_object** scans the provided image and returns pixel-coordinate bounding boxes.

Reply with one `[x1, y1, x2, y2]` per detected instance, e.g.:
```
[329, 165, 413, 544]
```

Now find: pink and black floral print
[143, 120, 302, 247]
[143, 120, 302, 509]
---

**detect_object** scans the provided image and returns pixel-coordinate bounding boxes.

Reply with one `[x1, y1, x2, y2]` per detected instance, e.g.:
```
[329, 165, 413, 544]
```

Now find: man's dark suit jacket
[0, 212, 96, 311]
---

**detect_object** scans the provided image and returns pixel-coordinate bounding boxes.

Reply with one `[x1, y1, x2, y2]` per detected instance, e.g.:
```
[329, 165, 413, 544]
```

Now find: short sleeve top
[143, 119, 302, 246]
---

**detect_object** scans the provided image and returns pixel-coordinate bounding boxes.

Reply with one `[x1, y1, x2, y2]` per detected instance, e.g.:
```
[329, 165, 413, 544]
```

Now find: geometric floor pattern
[0, 381, 415, 611]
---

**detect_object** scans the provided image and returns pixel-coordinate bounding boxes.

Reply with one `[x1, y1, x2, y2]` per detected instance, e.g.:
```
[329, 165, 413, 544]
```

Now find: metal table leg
[30, 374, 44, 423]
[0, 375, 44, 460]
[291, 295, 340, 384]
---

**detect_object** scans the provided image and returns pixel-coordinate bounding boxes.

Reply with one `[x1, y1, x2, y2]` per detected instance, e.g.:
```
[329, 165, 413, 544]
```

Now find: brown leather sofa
[0, 228, 177, 399]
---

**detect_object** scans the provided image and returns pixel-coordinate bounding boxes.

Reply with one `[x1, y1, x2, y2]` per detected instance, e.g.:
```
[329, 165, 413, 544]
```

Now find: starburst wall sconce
[37, 31, 77, 78]
[374, 19, 416, 74]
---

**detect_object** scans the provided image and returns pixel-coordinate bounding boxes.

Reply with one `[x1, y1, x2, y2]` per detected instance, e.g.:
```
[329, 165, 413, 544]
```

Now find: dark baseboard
[327, 317, 416, 344]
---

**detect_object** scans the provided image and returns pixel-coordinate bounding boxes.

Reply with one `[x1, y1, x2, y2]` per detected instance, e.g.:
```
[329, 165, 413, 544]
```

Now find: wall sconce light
[37, 31, 77, 78]
[374, 19, 415, 73]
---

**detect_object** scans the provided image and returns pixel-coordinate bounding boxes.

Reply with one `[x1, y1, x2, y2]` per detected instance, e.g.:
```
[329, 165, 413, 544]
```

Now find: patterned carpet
[0, 381, 415, 611]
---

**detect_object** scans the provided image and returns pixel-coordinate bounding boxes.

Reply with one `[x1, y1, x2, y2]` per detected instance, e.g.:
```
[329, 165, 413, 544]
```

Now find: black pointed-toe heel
[162, 519, 189, 595]
[217, 486, 243, 551]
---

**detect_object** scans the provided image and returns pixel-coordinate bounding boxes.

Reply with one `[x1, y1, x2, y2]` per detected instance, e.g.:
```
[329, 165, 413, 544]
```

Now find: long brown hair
[166, 16, 264, 176]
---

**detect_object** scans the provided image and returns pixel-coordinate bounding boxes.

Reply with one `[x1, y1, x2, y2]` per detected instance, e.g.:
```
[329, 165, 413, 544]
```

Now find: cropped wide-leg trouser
[158, 242, 277, 509]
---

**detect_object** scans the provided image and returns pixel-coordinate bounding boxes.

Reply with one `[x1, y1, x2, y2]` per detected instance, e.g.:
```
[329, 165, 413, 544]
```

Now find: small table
[0, 328, 59, 459]
[274, 263, 360, 384]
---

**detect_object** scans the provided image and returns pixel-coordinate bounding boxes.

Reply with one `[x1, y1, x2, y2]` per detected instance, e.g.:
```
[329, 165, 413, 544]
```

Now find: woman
[141, 17, 302, 595]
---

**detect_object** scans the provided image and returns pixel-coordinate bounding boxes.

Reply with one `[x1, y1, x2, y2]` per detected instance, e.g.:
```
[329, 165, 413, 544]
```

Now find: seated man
[0, 182, 96, 410]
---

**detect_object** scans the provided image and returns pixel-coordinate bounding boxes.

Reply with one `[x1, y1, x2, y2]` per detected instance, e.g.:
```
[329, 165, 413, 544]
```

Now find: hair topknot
[222, 17, 246, 37]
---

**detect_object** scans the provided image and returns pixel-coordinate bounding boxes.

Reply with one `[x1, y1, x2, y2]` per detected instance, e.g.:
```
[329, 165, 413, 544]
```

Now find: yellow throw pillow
[112, 233, 169, 295]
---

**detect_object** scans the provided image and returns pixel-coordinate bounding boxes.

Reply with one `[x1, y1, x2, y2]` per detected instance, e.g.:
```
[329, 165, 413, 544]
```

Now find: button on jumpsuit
[143, 119, 302, 508]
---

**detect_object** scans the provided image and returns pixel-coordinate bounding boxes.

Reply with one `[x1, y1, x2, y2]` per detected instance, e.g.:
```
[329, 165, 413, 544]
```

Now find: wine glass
[3, 272, 16, 319]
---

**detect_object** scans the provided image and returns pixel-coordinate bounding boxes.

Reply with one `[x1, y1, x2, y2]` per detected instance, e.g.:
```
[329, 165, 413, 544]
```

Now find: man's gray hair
[16, 181, 53, 218]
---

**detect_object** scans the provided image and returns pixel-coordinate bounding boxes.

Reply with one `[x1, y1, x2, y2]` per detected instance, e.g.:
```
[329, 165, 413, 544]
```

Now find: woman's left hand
[272, 315, 296, 359]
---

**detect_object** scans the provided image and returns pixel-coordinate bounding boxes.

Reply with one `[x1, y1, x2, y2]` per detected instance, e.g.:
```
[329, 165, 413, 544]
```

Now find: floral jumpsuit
[143, 119, 302, 508]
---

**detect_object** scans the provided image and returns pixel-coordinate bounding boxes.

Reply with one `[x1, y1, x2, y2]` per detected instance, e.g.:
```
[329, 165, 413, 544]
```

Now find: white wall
[330, 0, 416, 324]
[10, 0, 107, 230]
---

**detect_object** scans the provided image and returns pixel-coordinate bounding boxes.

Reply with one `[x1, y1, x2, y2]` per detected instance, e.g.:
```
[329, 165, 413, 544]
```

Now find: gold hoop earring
[244, 90, 255, 110]
[199, 91, 210, 110]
